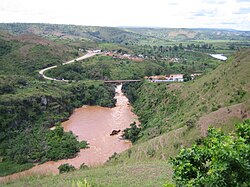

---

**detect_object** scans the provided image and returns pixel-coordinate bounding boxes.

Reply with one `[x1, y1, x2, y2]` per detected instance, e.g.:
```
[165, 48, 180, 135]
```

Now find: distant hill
[0, 23, 249, 45]
[126, 27, 250, 41]
[0, 30, 78, 77]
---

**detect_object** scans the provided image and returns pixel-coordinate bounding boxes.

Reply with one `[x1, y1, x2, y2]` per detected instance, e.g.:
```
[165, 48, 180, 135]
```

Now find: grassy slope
[3, 50, 249, 186]
[3, 162, 171, 187]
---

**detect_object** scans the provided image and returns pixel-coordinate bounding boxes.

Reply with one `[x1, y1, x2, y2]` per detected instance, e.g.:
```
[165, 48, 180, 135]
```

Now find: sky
[0, 0, 250, 30]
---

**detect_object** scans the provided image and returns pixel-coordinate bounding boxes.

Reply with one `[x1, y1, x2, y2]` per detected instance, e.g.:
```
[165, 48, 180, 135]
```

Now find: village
[81, 49, 202, 83]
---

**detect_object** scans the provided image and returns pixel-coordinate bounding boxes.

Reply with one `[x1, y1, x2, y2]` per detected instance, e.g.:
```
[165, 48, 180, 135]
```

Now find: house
[145, 74, 184, 82]
[168, 74, 184, 82]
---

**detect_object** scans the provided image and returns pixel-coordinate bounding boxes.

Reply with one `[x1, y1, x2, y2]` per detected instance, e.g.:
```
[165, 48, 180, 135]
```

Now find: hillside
[3, 48, 249, 186]
[123, 49, 250, 141]
[0, 31, 116, 176]
[0, 30, 80, 78]
[0, 23, 250, 45]
[126, 27, 250, 41]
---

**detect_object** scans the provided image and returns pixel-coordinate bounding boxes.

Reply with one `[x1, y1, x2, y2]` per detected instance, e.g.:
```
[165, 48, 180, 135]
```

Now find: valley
[0, 23, 249, 187]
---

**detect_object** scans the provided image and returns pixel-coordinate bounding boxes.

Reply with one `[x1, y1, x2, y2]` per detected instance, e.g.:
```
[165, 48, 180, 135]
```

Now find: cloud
[167, 0, 179, 5]
[202, 0, 226, 4]
[0, 0, 249, 30]
[192, 9, 218, 17]
[221, 22, 237, 25]
[234, 7, 250, 14]
[236, 0, 250, 2]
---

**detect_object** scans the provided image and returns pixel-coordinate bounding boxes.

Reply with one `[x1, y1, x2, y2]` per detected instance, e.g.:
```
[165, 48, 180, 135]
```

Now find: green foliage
[130, 44, 221, 73]
[58, 163, 76, 174]
[46, 55, 166, 81]
[162, 183, 176, 187]
[122, 122, 141, 143]
[0, 161, 33, 177]
[46, 127, 80, 161]
[72, 178, 92, 187]
[170, 120, 250, 187]
[79, 141, 89, 149]
[0, 80, 115, 175]
[0, 39, 12, 56]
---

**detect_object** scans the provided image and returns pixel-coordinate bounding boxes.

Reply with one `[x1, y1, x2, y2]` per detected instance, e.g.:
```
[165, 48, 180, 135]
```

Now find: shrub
[80, 163, 88, 169]
[122, 122, 141, 143]
[79, 140, 89, 149]
[58, 163, 76, 174]
[170, 120, 250, 187]
[147, 148, 156, 157]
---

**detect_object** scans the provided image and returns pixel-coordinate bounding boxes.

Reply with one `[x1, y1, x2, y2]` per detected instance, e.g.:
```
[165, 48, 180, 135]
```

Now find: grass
[2, 162, 172, 187]
[0, 162, 34, 177]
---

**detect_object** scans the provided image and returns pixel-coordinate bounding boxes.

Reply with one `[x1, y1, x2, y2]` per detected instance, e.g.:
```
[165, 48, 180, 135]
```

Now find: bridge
[103, 80, 141, 83]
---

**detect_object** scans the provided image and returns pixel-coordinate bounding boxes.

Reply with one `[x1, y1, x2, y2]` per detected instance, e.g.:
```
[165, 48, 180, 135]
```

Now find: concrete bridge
[104, 80, 141, 83]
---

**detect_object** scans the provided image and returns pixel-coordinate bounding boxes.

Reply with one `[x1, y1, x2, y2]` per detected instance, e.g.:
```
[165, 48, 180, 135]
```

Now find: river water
[209, 54, 227, 61]
[0, 84, 138, 183]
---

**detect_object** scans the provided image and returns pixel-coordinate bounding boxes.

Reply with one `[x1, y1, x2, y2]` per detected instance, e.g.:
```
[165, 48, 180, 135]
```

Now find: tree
[58, 163, 76, 174]
[183, 74, 192, 82]
[122, 122, 141, 143]
[170, 120, 250, 187]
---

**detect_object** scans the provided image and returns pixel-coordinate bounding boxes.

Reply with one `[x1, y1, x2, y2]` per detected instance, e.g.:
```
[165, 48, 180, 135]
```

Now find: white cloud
[0, 0, 249, 30]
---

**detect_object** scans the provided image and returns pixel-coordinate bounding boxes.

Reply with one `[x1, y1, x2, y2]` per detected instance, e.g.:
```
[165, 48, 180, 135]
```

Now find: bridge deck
[104, 80, 141, 83]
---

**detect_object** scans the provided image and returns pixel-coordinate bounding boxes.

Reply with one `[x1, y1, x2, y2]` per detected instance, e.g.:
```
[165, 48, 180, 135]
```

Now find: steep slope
[123, 49, 250, 141]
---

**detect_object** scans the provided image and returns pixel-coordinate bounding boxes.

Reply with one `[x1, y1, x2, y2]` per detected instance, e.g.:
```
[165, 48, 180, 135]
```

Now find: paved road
[38, 51, 100, 82]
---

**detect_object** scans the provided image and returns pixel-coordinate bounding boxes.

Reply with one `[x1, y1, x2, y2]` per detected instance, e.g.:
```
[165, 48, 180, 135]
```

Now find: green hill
[0, 23, 250, 45]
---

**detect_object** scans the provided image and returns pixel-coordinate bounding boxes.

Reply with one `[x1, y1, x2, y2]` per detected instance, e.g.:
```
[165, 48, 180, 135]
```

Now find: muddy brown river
[0, 84, 138, 183]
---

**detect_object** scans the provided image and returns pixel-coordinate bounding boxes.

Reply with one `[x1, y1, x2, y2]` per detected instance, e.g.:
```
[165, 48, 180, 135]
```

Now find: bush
[58, 163, 76, 174]
[80, 163, 88, 169]
[170, 120, 250, 187]
[122, 122, 141, 143]
[79, 140, 89, 149]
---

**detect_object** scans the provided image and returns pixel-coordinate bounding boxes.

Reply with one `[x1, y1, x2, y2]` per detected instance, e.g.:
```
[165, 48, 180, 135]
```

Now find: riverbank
[0, 84, 138, 184]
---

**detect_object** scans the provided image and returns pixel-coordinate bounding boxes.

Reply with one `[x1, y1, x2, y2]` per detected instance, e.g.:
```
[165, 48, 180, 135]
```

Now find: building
[145, 74, 184, 82]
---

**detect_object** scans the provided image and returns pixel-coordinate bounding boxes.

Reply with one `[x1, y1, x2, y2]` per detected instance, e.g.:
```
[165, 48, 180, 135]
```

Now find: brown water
[0, 84, 138, 183]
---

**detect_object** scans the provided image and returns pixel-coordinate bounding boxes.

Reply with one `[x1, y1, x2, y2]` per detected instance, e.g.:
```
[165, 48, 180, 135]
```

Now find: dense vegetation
[170, 120, 250, 187]
[0, 32, 116, 176]
[0, 80, 115, 176]
[129, 44, 222, 73]
[45, 55, 166, 81]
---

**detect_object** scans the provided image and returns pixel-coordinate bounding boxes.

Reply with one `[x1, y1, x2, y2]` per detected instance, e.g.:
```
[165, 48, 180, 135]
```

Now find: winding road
[38, 50, 101, 82]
